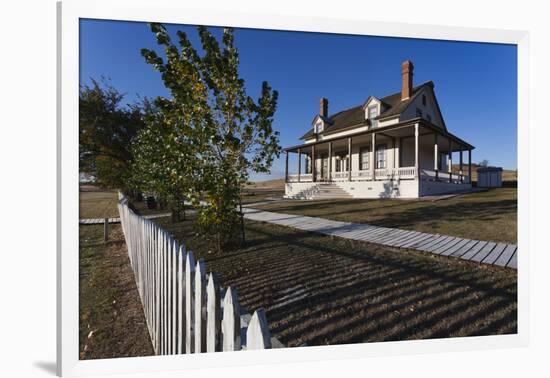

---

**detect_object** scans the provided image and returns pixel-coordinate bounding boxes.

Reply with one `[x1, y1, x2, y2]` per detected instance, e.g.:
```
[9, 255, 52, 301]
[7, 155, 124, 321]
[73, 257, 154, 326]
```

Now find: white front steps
[310, 183, 353, 200]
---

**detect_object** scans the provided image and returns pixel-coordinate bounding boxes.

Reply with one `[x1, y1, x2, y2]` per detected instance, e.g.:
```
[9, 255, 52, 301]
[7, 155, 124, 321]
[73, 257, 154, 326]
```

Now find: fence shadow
[200, 221, 517, 347]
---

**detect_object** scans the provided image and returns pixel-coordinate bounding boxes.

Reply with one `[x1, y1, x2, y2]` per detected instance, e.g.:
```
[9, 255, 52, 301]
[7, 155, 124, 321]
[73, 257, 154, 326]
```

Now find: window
[359, 147, 370, 170]
[416, 108, 423, 118]
[422, 94, 427, 106]
[376, 144, 387, 169]
[426, 114, 432, 122]
[368, 105, 378, 128]
[315, 122, 324, 133]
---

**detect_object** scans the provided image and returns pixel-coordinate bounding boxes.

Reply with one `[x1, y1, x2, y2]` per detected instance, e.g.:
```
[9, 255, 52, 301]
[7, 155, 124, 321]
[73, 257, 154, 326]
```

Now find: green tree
[131, 99, 196, 221]
[139, 23, 281, 251]
[79, 78, 146, 190]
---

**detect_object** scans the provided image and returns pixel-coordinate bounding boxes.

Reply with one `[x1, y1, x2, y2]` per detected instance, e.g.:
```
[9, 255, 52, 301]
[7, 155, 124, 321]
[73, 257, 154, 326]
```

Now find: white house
[284, 60, 475, 199]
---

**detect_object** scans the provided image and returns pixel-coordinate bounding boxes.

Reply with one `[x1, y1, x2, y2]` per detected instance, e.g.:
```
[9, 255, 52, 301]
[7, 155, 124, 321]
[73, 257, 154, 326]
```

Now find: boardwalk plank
[421, 236, 454, 252]
[440, 238, 471, 256]
[429, 237, 461, 254]
[356, 227, 389, 241]
[450, 239, 479, 258]
[388, 231, 422, 247]
[506, 250, 518, 269]
[414, 235, 446, 250]
[494, 245, 517, 267]
[483, 243, 508, 265]
[470, 242, 497, 263]
[376, 229, 411, 244]
[397, 233, 430, 248]
[401, 234, 435, 249]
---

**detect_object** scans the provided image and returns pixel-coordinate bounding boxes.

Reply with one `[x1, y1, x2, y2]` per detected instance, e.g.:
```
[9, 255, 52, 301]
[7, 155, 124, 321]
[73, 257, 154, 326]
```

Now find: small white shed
[477, 167, 503, 188]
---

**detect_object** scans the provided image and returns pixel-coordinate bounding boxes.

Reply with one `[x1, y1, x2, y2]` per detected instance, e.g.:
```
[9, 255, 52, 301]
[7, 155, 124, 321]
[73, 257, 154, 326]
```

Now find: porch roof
[285, 118, 475, 153]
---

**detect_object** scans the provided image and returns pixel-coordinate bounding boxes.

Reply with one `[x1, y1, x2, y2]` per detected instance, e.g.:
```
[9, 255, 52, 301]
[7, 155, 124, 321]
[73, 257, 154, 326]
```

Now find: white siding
[399, 87, 444, 128]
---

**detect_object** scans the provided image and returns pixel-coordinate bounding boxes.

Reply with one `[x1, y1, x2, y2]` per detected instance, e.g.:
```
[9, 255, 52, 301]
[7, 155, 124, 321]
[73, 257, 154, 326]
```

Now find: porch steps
[311, 183, 353, 200]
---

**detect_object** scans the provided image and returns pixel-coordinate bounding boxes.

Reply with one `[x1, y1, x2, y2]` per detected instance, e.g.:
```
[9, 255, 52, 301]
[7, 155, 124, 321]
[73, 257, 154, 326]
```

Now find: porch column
[298, 148, 301, 183]
[468, 149, 472, 184]
[312, 144, 316, 182]
[397, 137, 401, 168]
[434, 133, 439, 181]
[459, 146, 463, 183]
[371, 133, 376, 180]
[414, 123, 419, 179]
[285, 151, 289, 183]
[448, 139, 452, 182]
[348, 137, 352, 181]
[328, 142, 333, 182]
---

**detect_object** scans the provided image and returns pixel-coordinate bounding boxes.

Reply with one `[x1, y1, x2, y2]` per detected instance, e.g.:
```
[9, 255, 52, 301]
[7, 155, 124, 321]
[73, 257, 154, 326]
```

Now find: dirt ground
[156, 215, 517, 347]
[79, 224, 154, 359]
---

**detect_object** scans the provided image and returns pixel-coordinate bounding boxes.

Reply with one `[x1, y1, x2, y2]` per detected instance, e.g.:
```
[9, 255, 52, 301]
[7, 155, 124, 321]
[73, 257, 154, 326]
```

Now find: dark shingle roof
[300, 81, 434, 140]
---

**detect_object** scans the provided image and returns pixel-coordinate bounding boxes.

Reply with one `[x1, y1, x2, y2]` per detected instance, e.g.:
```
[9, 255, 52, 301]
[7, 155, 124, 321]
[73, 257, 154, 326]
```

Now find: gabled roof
[300, 81, 435, 140]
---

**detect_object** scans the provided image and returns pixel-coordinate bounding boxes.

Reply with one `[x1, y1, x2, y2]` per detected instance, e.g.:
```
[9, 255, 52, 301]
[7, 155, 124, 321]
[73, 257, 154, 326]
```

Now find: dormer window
[368, 105, 378, 128]
[315, 121, 324, 133]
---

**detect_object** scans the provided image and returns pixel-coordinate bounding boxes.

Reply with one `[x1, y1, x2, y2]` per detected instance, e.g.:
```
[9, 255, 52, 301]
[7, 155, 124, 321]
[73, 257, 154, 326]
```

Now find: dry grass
[79, 224, 154, 359]
[157, 215, 517, 347]
[256, 188, 517, 244]
[242, 179, 285, 204]
[79, 189, 119, 219]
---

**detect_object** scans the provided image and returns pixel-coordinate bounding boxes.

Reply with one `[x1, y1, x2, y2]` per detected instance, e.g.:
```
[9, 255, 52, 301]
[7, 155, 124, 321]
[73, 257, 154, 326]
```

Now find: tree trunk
[171, 207, 181, 223]
[239, 191, 245, 246]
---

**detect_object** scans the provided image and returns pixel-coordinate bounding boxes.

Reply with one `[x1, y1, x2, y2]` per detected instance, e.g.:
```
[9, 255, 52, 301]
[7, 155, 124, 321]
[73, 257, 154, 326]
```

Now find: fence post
[206, 272, 221, 353]
[246, 309, 272, 350]
[194, 259, 207, 353]
[185, 251, 196, 353]
[222, 286, 241, 351]
[104, 218, 109, 241]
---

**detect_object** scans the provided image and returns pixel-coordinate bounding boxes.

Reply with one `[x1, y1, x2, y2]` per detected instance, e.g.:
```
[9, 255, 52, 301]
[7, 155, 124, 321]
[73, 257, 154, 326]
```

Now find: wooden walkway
[242, 208, 517, 270]
[79, 212, 171, 225]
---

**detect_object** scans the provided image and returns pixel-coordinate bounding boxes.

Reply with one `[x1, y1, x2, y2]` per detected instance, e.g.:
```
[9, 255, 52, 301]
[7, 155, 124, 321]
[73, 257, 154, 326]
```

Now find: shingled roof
[300, 81, 434, 140]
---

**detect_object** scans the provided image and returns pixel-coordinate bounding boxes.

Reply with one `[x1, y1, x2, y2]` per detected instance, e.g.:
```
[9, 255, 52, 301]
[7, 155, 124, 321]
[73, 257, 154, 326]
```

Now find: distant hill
[244, 178, 285, 191]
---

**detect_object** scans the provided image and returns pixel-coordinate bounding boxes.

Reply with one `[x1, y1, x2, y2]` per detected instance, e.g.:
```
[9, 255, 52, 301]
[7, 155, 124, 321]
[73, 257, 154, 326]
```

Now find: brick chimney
[320, 97, 328, 117]
[401, 60, 414, 100]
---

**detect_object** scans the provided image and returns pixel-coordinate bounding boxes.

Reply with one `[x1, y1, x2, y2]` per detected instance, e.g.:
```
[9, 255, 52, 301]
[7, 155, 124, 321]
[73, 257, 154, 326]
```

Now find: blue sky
[80, 19, 517, 181]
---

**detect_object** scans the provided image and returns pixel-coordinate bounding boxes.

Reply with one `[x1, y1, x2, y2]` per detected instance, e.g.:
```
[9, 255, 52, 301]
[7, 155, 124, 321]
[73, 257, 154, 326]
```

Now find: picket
[185, 251, 196, 353]
[117, 193, 278, 355]
[206, 273, 222, 352]
[246, 309, 272, 350]
[177, 245, 186, 354]
[194, 259, 207, 353]
[222, 286, 241, 351]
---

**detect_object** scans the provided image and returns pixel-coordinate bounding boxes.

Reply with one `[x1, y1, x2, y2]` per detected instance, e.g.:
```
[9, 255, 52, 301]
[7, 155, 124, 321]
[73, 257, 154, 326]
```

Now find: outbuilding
[476, 166, 503, 188]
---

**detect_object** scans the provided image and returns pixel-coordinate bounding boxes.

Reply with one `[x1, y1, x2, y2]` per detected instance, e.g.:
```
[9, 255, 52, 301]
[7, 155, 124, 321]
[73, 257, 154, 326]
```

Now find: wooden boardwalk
[242, 208, 517, 270]
[79, 212, 171, 225]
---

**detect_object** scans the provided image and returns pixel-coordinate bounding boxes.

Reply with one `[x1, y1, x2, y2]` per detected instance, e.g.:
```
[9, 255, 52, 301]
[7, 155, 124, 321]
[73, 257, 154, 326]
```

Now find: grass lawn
[79, 224, 154, 359]
[156, 214, 517, 347]
[255, 188, 517, 244]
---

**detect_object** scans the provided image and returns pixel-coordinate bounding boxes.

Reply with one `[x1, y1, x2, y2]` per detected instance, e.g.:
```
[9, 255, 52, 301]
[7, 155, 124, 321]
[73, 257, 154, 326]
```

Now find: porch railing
[420, 169, 470, 184]
[287, 167, 470, 184]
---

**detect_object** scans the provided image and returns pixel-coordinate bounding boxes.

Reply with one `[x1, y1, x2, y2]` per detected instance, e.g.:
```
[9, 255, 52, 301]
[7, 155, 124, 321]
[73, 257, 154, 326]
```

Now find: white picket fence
[117, 193, 275, 354]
